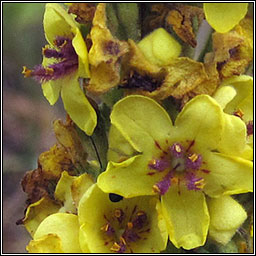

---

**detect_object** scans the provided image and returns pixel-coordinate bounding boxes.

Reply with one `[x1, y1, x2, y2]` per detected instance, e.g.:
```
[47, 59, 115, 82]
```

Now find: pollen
[175, 144, 182, 152]
[45, 67, 54, 75]
[22, 66, 32, 78]
[233, 109, 244, 119]
[114, 209, 122, 218]
[153, 184, 161, 194]
[120, 236, 127, 245]
[110, 242, 121, 252]
[188, 153, 198, 162]
[101, 223, 110, 232]
[127, 222, 133, 230]
[194, 179, 205, 189]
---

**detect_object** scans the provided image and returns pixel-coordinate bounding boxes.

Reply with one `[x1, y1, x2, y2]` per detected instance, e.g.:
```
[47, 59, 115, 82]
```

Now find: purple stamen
[132, 211, 147, 230]
[186, 153, 202, 170]
[148, 159, 169, 172]
[27, 36, 78, 83]
[186, 172, 204, 191]
[153, 172, 173, 195]
[170, 143, 184, 158]
[43, 48, 64, 59]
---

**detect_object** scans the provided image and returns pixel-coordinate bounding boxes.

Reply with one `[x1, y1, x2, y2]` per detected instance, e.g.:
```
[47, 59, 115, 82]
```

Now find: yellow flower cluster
[21, 2, 253, 254]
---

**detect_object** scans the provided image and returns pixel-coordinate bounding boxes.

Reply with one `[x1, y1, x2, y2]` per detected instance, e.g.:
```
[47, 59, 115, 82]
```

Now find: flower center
[22, 36, 78, 83]
[148, 140, 208, 195]
[101, 206, 150, 253]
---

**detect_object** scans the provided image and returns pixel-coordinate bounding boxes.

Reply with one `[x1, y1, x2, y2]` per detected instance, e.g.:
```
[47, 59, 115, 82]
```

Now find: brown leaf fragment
[204, 17, 253, 79]
[68, 3, 96, 24]
[166, 4, 204, 47]
[53, 119, 88, 172]
[140, 57, 208, 100]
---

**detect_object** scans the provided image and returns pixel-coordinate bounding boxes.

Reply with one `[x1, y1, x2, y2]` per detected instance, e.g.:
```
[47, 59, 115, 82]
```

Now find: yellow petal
[33, 212, 83, 253]
[110, 95, 173, 154]
[175, 95, 224, 151]
[107, 124, 137, 163]
[23, 197, 60, 238]
[72, 27, 90, 78]
[204, 3, 248, 33]
[61, 75, 97, 136]
[207, 195, 247, 244]
[71, 173, 94, 208]
[218, 113, 247, 157]
[202, 152, 253, 197]
[98, 155, 163, 197]
[138, 28, 181, 66]
[213, 85, 237, 110]
[161, 185, 209, 249]
[43, 3, 77, 45]
[27, 233, 64, 253]
[54, 171, 76, 213]
[41, 80, 62, 105]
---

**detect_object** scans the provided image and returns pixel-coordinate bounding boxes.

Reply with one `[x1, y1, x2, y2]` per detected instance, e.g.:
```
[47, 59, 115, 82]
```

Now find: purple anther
[186, 172, 204, 191]
[153, 176, 171, 195]
[148, 159, 169, 172]
[132, 211, 147, 230]
[43, 48, 64, 59]
[106, 224, 115, 236]
[185, 153, 202, 170]
[170, 143, 184, 158]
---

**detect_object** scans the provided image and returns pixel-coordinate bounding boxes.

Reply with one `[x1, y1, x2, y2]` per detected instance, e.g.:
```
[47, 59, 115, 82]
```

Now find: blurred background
[3, 3, 66, 253]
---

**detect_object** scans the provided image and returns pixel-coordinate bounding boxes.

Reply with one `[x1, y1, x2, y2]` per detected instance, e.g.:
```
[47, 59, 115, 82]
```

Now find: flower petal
[23, 197, 60, 238]
[138, 28, 181, 66]
[207, 195, 247, 245]
[44, 3, 77, 45]
[61, 75, 97, 136]
[54, 171, 76, 213]
[218, 113, 247, 157]
[175, 95, 224, 151]
[204, 3, 248, 33]
[72, 27, 90, 78]
[220, 75, 253, 118]
[98, 155, 164, 197]
[161, 185, 209, 249]
[33, 212, 83, 253]
[213, 85, 237, 109]
[42, 80, 62, 105]
[27, 233, 63, 253]
[107, 125, 138, 163]
[202, 152, 253, 197]
[110, 95, 173, 154]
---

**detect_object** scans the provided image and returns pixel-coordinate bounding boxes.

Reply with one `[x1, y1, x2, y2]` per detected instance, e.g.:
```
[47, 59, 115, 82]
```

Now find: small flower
[78, 184, 168, 253]
[23, 3, 97, 135]
[203, 3, 248, 33]
[97, 94, 253, 249]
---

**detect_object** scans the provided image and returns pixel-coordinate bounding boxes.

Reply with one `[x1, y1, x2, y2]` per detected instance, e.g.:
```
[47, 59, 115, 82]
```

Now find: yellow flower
[23, 3, 96, 135]
[97, 95, 252, 249]
[203, 3, 248, 33]
[214, 75, 253, 160]
[78, 184, 168, 253]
